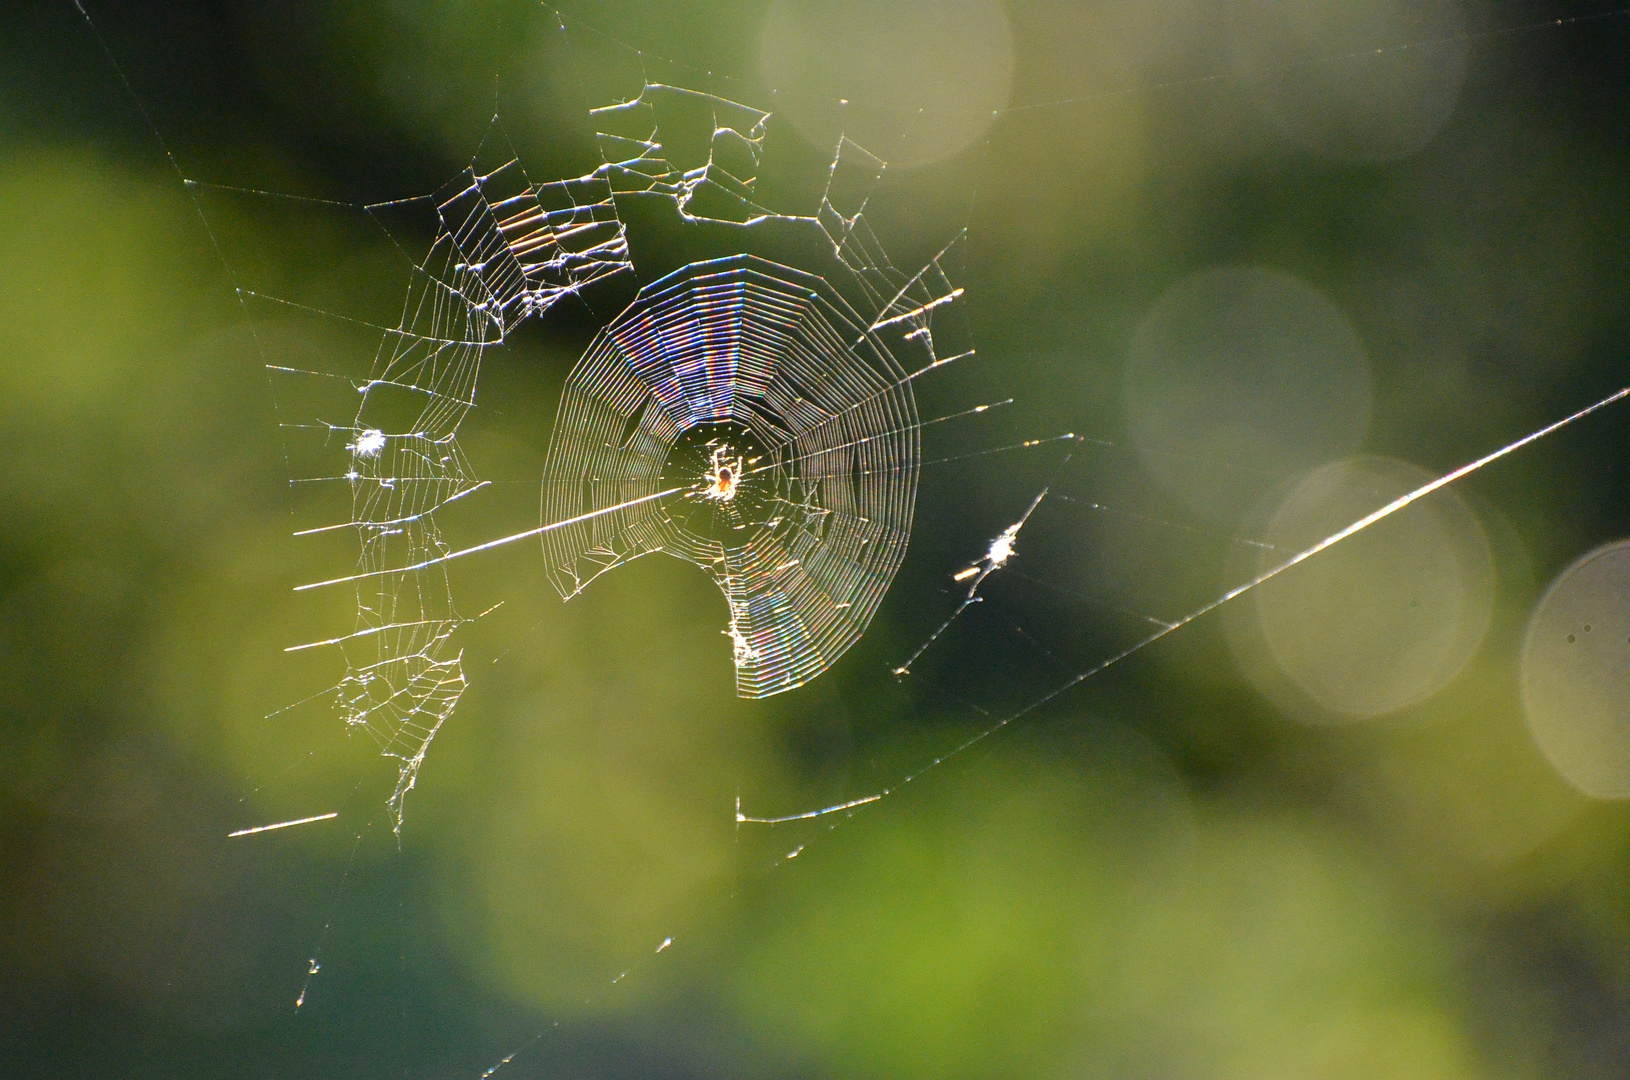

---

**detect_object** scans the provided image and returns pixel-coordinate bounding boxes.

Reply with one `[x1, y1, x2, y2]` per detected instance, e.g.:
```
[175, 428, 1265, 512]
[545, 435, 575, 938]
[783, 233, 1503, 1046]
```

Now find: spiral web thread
[265, 77, 965, 825]
[542, 257, 922, 697]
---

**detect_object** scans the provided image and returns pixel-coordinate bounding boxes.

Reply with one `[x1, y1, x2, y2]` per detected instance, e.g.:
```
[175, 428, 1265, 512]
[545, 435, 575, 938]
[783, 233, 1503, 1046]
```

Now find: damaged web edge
[280, 117, 635, 834]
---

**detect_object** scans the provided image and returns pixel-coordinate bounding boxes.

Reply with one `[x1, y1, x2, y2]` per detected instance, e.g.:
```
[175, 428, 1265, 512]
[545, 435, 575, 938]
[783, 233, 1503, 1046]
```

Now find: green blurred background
[4, 2, 1630, 1077]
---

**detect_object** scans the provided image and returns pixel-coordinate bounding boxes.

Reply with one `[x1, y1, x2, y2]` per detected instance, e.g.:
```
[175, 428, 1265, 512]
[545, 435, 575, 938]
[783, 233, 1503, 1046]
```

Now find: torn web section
[557, 19, 971, 344]
[557, 14, 780, 226]
[590, 84, 774, 225]
[193, 119, 633, 830]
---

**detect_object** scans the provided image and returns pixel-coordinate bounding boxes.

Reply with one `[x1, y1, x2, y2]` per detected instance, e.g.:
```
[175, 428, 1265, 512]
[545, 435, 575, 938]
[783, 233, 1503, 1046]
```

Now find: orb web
[542, 256, 919, 697]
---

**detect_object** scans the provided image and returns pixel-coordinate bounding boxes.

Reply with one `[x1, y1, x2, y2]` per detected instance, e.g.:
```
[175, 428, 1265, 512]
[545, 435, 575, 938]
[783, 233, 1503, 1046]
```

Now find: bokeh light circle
[1520, 540, 1630, 798]
[1241, 456, 1494, 721]
[1226, 0, 1471, 163]
[1125, 265, 1372, 523]
[757, 0, 1014, 169]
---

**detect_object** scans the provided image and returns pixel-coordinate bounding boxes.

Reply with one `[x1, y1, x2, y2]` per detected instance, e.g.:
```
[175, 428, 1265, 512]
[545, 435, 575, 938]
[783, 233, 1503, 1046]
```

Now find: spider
[702, 441, 745, 502]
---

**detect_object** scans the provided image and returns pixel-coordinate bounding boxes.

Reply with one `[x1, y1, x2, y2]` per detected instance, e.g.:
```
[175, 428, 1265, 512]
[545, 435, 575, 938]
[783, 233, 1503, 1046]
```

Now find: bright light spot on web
[894, 489, 1049, 678]
[348, 427, 386, 459]
[725, 615, 760, 669]
[985, 520, 1020, 569]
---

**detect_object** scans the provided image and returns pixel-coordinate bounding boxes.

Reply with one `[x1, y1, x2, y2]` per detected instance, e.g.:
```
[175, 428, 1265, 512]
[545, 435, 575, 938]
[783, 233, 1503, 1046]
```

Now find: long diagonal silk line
[228, 812, 339, 838]
[736, 793, 882, 824]
[293, 486, 689, 591]
[739, 386, 1630, 824]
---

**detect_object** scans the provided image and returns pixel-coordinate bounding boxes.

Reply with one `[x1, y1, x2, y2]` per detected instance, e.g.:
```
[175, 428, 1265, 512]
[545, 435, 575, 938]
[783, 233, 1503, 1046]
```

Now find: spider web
[140, 0, 1626, 913]
[262, 139, 637, 828]
[214, 34, 972, 828]
[533, 83, 955, 698]
[52, 1, 1630, 1076]
[130, 0, 1625, 844]
[541, 253, 925, 698]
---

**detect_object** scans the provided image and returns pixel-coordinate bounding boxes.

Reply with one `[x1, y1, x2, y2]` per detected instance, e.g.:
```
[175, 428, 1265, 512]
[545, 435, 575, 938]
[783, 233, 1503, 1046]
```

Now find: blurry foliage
[2, 2, 1630, 1079]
